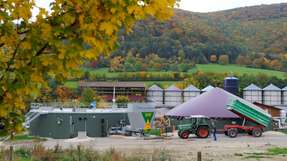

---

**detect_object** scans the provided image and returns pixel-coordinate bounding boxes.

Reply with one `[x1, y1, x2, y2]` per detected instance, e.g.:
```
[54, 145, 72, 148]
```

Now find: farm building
[147, 85, 164, 107]
[164, 85, 182, 107]
[166, 88, 271, 130]
[183, 85, 201, 102]
[253, 102, 282, 118]
[263, 84, 281, 106]
[282, 86, 287, 105]
[201, 85, 214, 93]
[79, 81, 146, 102]
[243, 84, 263, 103]
[26, 103, 156, 139]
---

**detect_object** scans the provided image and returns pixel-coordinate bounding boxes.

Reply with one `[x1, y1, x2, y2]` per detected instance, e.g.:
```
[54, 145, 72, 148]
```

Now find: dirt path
[1, 132, 287, 161]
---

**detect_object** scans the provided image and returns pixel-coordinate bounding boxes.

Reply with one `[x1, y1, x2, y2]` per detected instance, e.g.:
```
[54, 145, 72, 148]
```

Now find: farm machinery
[177, 115, 211, 139]
[177, 99, 272, 139]
[224, 99, 271, 138]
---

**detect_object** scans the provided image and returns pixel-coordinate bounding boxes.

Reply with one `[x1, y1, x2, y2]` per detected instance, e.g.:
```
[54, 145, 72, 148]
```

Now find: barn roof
[244, 84, 262, 91]
[282, 86, 287, 91]
[263, 84, 281, 91]
[166, 88, 239, 118]
[184, 85, 200, 92]
[79, 81, 145, 88]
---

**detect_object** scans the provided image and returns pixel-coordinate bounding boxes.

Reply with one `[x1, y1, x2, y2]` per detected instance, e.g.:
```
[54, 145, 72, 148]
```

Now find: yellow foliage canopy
[0, 0, 177, 135]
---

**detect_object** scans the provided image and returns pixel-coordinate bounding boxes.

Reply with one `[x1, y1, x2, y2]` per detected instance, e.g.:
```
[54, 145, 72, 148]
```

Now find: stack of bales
[164, 85, 182, 107]
[243, 84, 263, 103]
[147, 85, 163, 106]
[183, 85, 201, 102]
[263, 84, 281, 106]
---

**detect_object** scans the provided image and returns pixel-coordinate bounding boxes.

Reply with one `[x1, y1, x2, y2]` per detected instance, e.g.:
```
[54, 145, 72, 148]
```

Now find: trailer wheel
[179, 131, 190, 139]
[227, 128, 238, 138]
[196, 126, 209, 138]
[252, 128, 262, 137]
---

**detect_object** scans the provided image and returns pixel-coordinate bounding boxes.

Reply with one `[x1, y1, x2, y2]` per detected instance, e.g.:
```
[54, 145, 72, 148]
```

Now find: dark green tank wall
[29, 113, 129, 139]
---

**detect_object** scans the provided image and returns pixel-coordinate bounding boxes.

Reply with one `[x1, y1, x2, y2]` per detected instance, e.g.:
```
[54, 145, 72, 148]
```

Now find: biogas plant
[25, 77, 287, 139]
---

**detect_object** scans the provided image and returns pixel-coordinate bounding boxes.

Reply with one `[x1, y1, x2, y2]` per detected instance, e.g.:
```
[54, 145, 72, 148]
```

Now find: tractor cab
[177, 115, 211, 139]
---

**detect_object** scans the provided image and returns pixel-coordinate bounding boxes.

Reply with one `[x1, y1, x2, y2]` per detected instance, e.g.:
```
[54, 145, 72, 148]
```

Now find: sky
[179, 0, 287, 12]
[35, 0, 287, 14]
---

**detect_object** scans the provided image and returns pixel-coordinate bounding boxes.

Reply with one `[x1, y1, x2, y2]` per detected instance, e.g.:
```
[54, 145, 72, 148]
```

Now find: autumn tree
[55, 86, 73, 102]
[218, 55, 230, 65]
[110, 56, 124, 72]
[209, 55, 217, 63]
[0, 0, 177, 136]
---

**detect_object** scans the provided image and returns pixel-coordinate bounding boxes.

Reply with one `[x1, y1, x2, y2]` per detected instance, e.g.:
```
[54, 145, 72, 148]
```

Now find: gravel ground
[1, 132, 287, 161]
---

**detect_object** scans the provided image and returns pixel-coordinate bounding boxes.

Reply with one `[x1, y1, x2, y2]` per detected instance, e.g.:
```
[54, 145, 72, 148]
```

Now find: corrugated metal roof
[79, 81, 145, 88]
[243, 84, 262, 91]
[165, 85, 181, 92]
[263, 84, 281, 91]
[201, 85, 214, 92]
[148, 84, 163, 91]
[184, 85, 200, 92]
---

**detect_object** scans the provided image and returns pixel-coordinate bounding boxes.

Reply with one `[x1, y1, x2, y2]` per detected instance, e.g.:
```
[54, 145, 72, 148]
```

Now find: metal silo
[147, 85, 163, 106]
[282, 86, 287, 105]
[164, 85, 182, 107]
[183, 85, 201, 102]
[224, 76, 239, 95]
[201, 85, 214, 93]
[243, 84, 262, 103]
[263, 84, 281, 106]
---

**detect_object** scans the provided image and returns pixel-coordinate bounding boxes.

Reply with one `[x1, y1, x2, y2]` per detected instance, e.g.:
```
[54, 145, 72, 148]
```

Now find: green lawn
[194, 64, 286, 79]
[64, 64, 286, 89]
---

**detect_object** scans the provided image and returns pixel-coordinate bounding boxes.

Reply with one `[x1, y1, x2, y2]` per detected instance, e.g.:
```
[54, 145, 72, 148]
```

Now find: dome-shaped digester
[243, 84, 262, 103]
[224, 76, 239, 95]
[263, 84, 281, 106]
[147, 85, 163, 106]
[282, 86, 287, 105]
[201, 85, 214, 93]
[183, 85, 201, 102]
[164, 85, 182, 107]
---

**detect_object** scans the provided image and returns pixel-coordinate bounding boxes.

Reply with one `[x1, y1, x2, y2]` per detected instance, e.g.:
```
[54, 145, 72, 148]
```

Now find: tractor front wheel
[196, 126, 209, 138]
[179, 131, 190, 139]
[227, 128, 238, 138]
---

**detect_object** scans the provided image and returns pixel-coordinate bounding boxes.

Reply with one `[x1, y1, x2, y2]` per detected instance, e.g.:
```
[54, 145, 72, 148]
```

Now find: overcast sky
[35, 0, 287, 13]
[179, 0, 287, 12]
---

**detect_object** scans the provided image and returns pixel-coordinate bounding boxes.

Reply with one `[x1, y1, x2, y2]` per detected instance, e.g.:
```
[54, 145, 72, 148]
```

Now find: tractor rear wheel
[179, 131, 190, 139]
[227, 128, 238, 138]
[196, 126, 209, 138]
[252, 128, 262, 137]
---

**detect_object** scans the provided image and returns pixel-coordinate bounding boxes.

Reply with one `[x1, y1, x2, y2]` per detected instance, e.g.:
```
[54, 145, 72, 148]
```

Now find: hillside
[112, 3, 287, 71]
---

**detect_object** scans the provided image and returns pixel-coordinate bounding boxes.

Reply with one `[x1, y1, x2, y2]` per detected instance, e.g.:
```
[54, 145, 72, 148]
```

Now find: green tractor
[177, 115, 211, 139]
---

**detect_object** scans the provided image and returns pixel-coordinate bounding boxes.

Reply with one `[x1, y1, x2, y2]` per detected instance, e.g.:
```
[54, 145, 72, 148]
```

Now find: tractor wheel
[196, 126, 209, 138]
[224, 131, 228, 136]
[252, 128, 262, 137]
[179, 131, 190, 139]
[227, 128, 238, 138]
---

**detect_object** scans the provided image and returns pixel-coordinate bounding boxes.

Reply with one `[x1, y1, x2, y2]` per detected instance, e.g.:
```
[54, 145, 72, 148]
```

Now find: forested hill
[112, 3, 287, 68]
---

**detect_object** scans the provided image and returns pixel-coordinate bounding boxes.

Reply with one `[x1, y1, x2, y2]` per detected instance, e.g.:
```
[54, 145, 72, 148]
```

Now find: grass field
[194, 64, 286, 78]
[64, 64, 286, 89]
